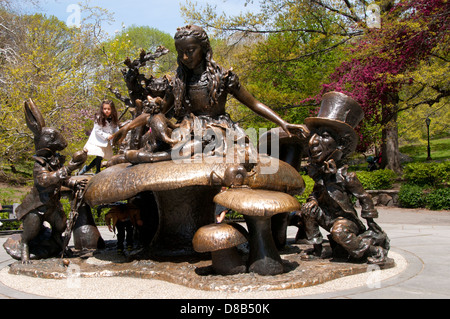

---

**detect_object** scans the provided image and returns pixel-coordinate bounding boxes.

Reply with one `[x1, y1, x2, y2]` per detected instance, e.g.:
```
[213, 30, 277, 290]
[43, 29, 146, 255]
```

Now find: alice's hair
[173, 25, 225, 117]
[95, 100, 118, 126]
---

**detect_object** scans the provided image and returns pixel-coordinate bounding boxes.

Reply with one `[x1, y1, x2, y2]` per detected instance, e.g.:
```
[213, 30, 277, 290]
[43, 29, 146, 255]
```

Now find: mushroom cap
[83, 155, 305, 206]
[192, 222, 248, 253]
[214, 188, 301, 217]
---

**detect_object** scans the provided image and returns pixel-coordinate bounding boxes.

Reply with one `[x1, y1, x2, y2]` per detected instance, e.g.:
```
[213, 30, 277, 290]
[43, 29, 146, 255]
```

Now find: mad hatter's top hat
[304, 91, 364, 156]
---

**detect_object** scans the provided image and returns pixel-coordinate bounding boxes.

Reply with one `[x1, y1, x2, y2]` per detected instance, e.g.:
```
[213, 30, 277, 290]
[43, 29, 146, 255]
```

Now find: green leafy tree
[182, 0, 449, 173]
[100, 25, 177, 100]
[0, 8, 113, 171]
[181, 0, 353, 131]
[318, 0, 449, 172]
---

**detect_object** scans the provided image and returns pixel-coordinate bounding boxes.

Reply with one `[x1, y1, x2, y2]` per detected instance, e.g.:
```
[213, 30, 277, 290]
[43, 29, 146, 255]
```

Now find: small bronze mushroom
[193, 222, 248, 275]
[214, 188, 300, 276]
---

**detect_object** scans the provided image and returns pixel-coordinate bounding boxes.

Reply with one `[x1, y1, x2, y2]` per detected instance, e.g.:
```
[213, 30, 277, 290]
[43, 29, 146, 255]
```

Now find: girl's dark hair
[173, 25, 225, 117]
[95, 100, 118, 126]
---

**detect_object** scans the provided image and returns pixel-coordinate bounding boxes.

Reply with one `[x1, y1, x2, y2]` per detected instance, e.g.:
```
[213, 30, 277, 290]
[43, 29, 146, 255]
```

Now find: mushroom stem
[211, 247, 247, 275]
[244, 215, 284, 276]
[150, 185, 219, 256]
[271, 212, 289, 250]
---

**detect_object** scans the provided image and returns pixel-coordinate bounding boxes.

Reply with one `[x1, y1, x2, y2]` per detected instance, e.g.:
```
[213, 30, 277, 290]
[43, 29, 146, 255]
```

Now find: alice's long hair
[173, 25, 225, 117]
[95, 100, 118, 127]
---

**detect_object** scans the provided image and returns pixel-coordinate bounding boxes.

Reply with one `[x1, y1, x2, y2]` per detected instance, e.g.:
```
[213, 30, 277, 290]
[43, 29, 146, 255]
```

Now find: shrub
[295, 175, 315, 204]
[356, 169, 397, 190]
[398, 184, 427, 208]
[403, 161, 450, 187]
[426, 188, 450, 210]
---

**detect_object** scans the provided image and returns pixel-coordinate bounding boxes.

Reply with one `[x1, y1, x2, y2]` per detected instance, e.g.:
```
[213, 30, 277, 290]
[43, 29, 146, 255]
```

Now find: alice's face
[102, 103, 112, 117]
[308, 128, 338, 164]
[175, 36, 204, 70]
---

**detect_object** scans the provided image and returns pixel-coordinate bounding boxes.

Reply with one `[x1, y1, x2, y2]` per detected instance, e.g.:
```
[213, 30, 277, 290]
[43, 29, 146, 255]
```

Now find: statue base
[7, 241, 394, 292]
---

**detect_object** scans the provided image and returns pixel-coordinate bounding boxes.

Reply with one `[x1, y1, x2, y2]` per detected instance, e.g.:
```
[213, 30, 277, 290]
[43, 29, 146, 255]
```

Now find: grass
[0, 184, 30, 205]
[400, 137, 450, 162]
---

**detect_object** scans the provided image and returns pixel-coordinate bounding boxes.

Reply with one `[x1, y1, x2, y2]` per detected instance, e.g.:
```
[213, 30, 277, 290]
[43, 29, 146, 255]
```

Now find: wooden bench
[0, 204, 21, 234]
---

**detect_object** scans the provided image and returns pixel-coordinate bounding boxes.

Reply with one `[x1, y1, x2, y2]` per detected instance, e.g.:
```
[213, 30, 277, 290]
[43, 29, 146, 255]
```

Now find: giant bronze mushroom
[84, 161, 221, 256]
[192, 222, 248, 275]
[83, 154, 304, 258]
[214, 188, 300, 276]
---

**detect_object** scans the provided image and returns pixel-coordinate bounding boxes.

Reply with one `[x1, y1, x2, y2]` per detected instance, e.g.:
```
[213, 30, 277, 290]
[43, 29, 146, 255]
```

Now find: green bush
[398, 184, 427, 208]
[426, 188, 450, 210]
[295, 175, 315, 204]
[356, 169, 397, 190]
[403, 161, 450, 187]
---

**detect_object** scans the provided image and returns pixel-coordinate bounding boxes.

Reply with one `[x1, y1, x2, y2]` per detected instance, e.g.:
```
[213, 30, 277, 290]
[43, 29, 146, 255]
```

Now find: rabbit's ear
[24, 98, 45, 136]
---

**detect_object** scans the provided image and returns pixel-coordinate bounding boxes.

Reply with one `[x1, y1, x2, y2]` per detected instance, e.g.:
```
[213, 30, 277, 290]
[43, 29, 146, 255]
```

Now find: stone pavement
[0, 207, 449, 299]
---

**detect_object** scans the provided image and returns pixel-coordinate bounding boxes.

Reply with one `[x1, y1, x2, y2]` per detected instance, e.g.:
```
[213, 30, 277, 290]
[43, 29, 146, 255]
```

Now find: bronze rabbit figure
[11, 99, 88, 263]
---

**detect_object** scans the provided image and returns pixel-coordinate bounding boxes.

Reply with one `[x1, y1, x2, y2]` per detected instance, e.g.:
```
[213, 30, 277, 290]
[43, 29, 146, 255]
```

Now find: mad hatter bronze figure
[297, 92, 389, 264]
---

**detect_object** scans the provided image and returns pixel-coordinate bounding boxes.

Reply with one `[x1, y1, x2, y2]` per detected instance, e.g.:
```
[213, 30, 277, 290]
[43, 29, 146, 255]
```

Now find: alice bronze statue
[110, 25, 308, 166]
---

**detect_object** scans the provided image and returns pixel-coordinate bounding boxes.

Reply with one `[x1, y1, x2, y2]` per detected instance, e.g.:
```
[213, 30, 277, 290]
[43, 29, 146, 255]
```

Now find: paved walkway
[0, 207, 449, 299]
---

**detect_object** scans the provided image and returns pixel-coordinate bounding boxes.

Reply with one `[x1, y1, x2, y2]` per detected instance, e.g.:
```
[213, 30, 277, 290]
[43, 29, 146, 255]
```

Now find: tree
[397, 38, 449, 144]
[233, 2, 349, 129]
[181, 0, 389, 66]
[182, 0, 449, 172]
[318, 0, 449, 172]
[0, 9, 113, 170]
[100, 25, 177, 91]
[0, 4, 182, 175]
[181, 0, 354, 130]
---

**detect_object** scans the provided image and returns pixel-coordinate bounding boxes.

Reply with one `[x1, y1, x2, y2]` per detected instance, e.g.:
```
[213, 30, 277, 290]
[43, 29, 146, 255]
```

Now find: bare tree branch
[310, 0, 360, 23]
[262, 34, 361, 64]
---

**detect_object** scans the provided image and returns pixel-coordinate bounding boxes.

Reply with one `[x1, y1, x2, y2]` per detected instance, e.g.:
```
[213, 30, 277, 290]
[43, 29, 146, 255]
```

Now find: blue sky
[28, 0, 258, 37]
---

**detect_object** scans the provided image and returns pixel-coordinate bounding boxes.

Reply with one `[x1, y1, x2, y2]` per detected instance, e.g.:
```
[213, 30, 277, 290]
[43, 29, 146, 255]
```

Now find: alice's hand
[281, 122, 310, 140]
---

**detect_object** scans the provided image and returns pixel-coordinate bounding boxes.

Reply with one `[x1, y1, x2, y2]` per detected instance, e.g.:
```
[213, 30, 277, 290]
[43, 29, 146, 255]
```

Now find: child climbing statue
[79, 100, 119, 175]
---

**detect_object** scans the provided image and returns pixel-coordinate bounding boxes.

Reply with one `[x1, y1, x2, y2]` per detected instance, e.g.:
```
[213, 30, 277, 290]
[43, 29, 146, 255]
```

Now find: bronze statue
[84, 25, 308, 265]
[296, 92, 390, 264]
[6, 99, 88, 263]
[111, 25, 308, 166]
[107, 46, 171, 153]
[5, 22, 394, 284]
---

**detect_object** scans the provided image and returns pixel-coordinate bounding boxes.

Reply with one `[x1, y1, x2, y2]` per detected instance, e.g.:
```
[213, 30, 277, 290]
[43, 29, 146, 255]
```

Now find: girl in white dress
[79, 100, 119, 174]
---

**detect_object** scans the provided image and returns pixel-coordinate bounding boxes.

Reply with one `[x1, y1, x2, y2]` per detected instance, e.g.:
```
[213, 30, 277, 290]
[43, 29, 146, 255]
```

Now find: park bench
[0, 204, 21, 234]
